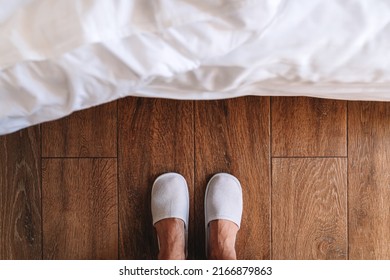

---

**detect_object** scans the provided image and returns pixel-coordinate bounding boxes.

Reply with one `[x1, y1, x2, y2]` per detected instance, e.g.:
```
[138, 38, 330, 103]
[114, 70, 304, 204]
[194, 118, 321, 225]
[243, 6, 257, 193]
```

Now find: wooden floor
[1, 96, 390, 260]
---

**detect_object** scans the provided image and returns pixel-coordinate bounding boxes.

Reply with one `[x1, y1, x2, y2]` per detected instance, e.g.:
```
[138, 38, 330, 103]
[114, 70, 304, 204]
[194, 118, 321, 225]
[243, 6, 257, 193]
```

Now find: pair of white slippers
[151, 172, 243, 257]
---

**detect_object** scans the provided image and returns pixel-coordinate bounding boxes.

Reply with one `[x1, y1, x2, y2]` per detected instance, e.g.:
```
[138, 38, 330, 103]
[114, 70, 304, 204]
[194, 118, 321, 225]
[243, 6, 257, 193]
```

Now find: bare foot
[155, 218, 185, 260]
[208, 219, 239, 260]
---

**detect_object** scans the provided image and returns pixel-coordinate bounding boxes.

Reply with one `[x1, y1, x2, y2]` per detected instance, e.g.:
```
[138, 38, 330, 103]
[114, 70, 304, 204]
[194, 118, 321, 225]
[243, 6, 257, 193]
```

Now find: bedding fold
[1, 0, 390, 135]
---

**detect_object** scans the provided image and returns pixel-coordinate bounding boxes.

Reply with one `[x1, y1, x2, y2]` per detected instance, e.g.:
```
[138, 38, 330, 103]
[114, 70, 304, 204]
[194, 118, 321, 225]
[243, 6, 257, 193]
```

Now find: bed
[1, 0, 390, 135]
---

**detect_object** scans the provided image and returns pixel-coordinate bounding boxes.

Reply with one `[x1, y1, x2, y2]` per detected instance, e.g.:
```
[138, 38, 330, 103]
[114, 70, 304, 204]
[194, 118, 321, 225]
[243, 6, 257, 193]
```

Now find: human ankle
[208, 220, 238, 260]
[158, 245, 185, 260]
[155, 218, 185, 260]
[157, 231, 185, 260]
[209, 243, 236, 260]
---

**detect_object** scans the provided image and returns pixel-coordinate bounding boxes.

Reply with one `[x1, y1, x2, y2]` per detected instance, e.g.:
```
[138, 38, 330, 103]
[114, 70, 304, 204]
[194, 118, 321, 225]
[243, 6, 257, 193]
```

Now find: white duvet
[1, 0, 390, 135]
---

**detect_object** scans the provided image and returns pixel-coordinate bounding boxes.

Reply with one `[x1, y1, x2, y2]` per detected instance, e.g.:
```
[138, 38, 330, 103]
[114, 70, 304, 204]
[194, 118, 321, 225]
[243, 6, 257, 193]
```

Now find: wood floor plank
[42, 159, 117, 259]
[272, 158, 347, 259]
[118, 97, 194, 260]
[348, 101, 390, 259]
[0, 126, 42, 259]
[195, 97, 271, 260]
[41, 101, 117, 157]
[272, 97, 347, 157]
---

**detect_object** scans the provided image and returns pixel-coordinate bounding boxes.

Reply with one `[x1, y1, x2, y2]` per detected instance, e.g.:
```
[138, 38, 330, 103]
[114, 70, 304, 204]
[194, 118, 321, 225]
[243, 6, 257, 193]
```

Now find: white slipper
[151, 172, 189, 257]
[204, 173, 243, 257]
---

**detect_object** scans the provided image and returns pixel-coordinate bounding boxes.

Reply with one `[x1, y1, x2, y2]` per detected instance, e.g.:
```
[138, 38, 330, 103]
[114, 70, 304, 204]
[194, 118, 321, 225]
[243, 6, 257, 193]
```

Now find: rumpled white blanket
[1, 0, 390, 135]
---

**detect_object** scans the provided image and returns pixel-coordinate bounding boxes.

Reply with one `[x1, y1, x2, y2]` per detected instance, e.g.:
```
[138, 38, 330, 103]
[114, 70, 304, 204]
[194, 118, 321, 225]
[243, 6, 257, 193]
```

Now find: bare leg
[208, 219, 239, 260]
[155, 218, 185, 260]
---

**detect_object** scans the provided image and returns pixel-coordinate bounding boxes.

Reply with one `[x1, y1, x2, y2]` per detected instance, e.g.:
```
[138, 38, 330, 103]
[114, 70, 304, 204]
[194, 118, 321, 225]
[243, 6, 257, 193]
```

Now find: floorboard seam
[192, 100, 196, 260]
[40, 124, 44, 260]
[269, 97, 273, 260]
[117, 100, 120, 260]
[346, 101, 349, 260]
[272, 156, 348, 159]
[41, 157, 118, 159]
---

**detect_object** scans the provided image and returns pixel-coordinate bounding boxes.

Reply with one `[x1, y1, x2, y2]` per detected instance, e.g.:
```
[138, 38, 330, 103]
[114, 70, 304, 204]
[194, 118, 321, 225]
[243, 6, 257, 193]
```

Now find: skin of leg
[155, 218, 185, 260]
[208, 219, 239, 260]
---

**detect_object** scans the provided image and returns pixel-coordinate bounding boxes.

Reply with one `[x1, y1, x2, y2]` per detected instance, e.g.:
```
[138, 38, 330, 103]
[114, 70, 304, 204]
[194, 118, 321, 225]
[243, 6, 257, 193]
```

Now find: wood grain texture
[118, 97, 194, 259]
[195, 97, 271, 260]
[42, 159, 117, 259]
[272, 97, 347, 157]
[0, 126, 42, 259]
[42, 101, 117, 157]
[272, 158, 347, 259]
[348, 102, 390, 259]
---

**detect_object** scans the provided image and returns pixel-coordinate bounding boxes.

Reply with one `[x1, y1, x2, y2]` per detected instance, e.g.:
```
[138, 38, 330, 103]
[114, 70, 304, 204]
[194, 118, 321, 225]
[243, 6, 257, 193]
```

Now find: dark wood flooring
[1, 96, 389, 260]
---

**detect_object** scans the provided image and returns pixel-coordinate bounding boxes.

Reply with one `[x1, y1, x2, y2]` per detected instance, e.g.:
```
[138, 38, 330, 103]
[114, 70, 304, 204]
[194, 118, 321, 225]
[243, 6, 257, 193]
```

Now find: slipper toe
[152, 172, 189, 227]
[205, 173, 243, 228]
